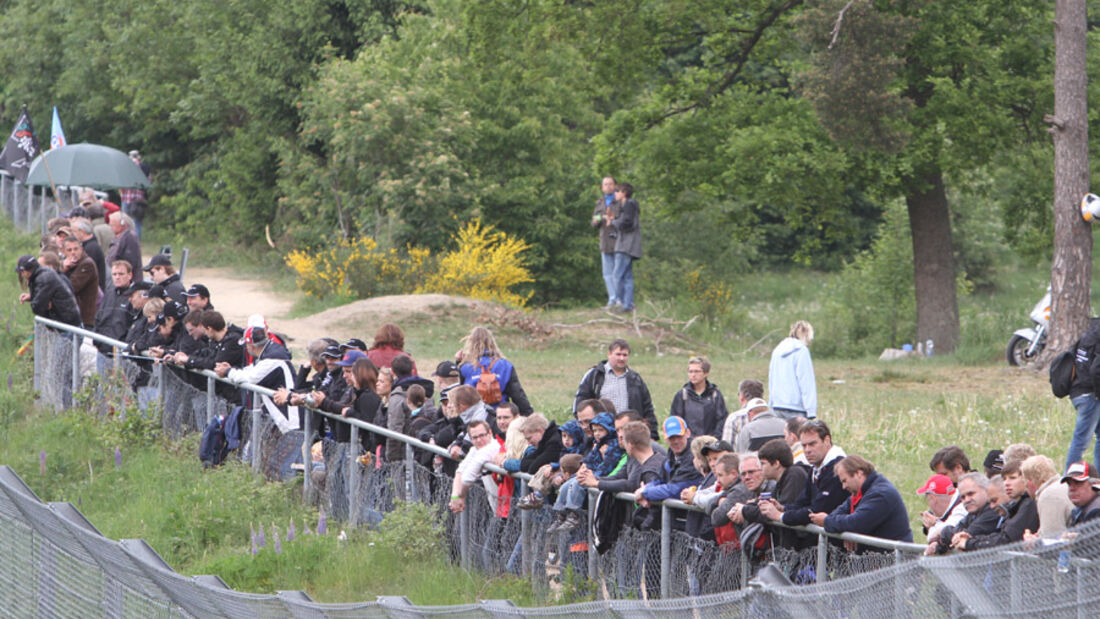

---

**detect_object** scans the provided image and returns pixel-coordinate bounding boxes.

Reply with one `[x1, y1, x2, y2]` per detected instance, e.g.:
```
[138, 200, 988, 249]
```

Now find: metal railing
[33, 317, 927, 594]
[0, 172, 80, 235]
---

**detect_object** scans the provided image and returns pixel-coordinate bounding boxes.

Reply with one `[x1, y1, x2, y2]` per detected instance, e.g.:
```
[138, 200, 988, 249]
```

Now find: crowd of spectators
[20, 208, 1100, 588]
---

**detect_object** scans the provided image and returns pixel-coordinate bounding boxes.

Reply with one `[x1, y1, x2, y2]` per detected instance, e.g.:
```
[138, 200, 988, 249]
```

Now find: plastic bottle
[926, 339, 934, 357]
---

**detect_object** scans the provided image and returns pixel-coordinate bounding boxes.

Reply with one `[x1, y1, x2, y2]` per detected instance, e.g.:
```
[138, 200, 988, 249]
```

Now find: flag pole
[40, 153, 60, 211]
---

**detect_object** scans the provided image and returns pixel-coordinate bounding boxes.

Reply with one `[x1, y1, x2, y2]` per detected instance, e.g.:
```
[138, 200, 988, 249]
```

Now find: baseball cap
[125, 280, 153, 295]
[439, 383, 458, 402]
[143, 284, 166, 299]
[339, 338, 367, 352]
[1061, 461, 1100, 484]
[336, 350, 367, 367]
[745, 397, 768, 410]
[433, 361, 460, 378]
[182, 284, 210, 298]
[917, 474, 954, 496]
[15, 254, 36, 272]
[663, 415, 687, 438]
[320, 344, 343, 359]
[142, 254, 172, 271]
[701, 439, 734, 455]
[983, 449, 1004, 473]
[239, 326, 268, 346]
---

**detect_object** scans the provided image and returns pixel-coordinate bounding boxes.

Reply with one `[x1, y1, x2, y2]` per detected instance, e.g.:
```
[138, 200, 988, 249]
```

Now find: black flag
[0, 105, 39, 182]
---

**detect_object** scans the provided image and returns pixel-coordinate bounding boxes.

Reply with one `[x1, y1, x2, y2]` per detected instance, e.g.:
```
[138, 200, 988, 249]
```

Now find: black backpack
[199, 415, 230, 468]
[1050, 343, 1078, 398]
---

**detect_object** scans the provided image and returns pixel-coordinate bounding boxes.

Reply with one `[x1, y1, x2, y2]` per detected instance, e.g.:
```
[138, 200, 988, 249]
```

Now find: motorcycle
[1007, 286, 1050, 366]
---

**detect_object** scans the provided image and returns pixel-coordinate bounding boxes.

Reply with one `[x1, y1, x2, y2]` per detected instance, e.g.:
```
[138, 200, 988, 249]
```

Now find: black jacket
[93, 285, 132, 351]
[1070, 317, 1100, 398]
[669, 381, 729, 439]
[160, 273, 187, 305]
[781, 453, 850, 528]
[743, 464, 810, 549]
[519, 421, 563, 474]
[964, 495, 1039, 550]
[82, 238, 107, 292]
[28, 266, 81, 327]
[573, 360, 658, 440]
[335, 387, 381, 452]
[932, 503, 1002, 554]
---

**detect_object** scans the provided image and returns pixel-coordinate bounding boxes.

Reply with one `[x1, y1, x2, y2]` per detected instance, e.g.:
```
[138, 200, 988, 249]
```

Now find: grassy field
[0, 220, 1087, 604]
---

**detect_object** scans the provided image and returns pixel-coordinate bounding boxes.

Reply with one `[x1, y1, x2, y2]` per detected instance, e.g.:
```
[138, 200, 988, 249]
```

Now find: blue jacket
[824, 471, 913, 548]
[782, 450, 849, 527]
[642, 445, 703, 502]
[768, 337, 817, 417]
[459, 355, 533, 415]
[582, 413, 626, 477]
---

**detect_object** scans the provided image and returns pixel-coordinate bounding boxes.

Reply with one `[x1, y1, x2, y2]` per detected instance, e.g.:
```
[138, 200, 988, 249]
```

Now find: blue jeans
[1067, 393, 1100, 471]
[601, 253, 618, 305]
[552, 477, 586, 512]
[612, 252, 635, 310]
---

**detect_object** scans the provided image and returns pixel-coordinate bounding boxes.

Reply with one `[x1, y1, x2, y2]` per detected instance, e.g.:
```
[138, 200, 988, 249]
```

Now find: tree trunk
[1046, 0, 1091, 361]
[906, 170, 960, 353]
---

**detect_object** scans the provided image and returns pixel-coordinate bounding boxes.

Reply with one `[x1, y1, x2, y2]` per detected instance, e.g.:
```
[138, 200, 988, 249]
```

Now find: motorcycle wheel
[1006, 334, 1040, 367]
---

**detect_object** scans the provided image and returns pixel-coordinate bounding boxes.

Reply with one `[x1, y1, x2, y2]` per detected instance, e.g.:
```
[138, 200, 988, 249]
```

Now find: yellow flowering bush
[286, 219, 534, 307]
[418, 219, 534, 307]
[686, 267, 733, 321]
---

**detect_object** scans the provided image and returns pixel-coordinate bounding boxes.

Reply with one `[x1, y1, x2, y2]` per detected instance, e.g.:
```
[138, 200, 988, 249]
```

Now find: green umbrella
[25, 142, 151, 190]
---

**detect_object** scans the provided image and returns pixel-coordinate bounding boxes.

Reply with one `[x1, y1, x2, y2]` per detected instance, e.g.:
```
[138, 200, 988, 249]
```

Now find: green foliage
[370, 501, 445, 562]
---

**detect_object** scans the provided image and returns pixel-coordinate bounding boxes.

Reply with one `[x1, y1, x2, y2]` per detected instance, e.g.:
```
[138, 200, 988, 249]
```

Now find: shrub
[418, 219, 534, 307]
[285, 237, 433, 300]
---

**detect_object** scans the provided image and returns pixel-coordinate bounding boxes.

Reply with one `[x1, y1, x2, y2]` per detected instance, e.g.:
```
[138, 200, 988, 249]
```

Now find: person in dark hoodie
[175, 310, 243, 403]
[382, 353, 435, 462]
[636, 416, 704, 531]
[17, 254, 81, 327]
[143, 253, 186, 304]
[810, 455, 913, 551]
[547, 412, 626, 535]
[1065, 316, 1100, 472]
[669, 356, 729, 439]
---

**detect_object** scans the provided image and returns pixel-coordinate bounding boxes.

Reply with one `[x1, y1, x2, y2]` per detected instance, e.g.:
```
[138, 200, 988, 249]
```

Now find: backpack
[476, 361, 503, 405]
[200, 415, 229, 468]
[1050, 343, 1078, 398]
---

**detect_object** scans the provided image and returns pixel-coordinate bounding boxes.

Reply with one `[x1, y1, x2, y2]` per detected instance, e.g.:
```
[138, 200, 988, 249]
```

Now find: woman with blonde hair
[455, 326, 533, 415]
[768, 320, 817, 419]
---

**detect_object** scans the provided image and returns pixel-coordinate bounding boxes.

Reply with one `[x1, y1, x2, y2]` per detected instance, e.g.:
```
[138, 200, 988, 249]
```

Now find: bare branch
[828, 0, 858, 50]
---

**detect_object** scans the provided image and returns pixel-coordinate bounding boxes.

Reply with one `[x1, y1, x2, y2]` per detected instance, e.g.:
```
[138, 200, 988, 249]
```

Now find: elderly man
[810, 455, 913, 550]
[714, 453, 776, 535]
[448, 420, 500, 514]
[70, 219, 107, 292]
[917, 474, 966, 542]
[926, 473, 1001, 555]
[143, 254, 185, 303]
[953, 459, 1039, 551]
[106, 211, 142, 276]
[720, 378, 765, 444]
[737, 438, 809, 548]
[16, 255, 81, 326]
[60, 236, 99, 327]
[758, 419, 849, 546]
[1021, 455, 1073, 540]
[734, 398, 786, 453]
[1062, 461, 1100, 526]
[573, 338, 657, 440]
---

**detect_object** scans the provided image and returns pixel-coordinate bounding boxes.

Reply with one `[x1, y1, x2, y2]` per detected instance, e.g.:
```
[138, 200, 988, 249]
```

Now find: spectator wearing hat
[16, 254, 81, 327]
[734, 399, 786, 453]
[182, 284, 214, 313]
[106, 211, 142, 277]
[143, 254, 185, 304]
[669, 356, 729, 439]
[926, 472, 1002, 555]
[339, 338, 367, 352]
[720, 379, 765, 445]
[917, 474, 966, 541]
[810, 455, 913, 551]
[93, 260, 136, 350]
[122, 281, 154, 349]
[1020, 455, 1073, 540]
[768, 320, 817, 419]
[680, 435, 723, 542]
[367, 323, 418, 374]
[292, 344, 352, 437]
[1062, 461, 1100, 527]
[215, 320, 294, 391]
[60, 236, 99, 327]
[635, 416, 703, 531]
[983, 449, 1005, 477]
[147, 300, 190, 358]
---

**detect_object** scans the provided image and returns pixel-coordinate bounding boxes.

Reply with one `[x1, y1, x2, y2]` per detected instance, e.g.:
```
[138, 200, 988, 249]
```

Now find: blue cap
[335, 350, 368, 367]
[663, 415, 687, 438]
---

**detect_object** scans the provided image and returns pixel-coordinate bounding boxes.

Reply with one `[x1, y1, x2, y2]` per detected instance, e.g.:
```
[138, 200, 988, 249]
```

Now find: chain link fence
[21, 319, 1100, 617]
[1, 173, 79, 235]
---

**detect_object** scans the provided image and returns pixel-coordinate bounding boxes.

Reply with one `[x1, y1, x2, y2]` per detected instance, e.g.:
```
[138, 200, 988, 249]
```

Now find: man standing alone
[592, 176, 619, 309]
[608, 182, 642, 313]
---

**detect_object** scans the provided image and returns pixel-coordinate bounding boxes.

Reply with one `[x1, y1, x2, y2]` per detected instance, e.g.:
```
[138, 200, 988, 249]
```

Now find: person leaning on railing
[17, 254, 81, 327]
[808, 455, 913, 553]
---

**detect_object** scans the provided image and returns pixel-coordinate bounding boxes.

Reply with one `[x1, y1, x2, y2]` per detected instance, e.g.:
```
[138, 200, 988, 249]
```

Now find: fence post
[205, 376, 216, 423]
[660, 503, 670, 599]
[39, 186, 46, 235]
[520, 479, 530, 577]
[587, 488, 597, 586]
[251, 407, 262, 473]
[301, 410, 312, 499]
[740, 546, 749, 589]
[1009, 555, 1019, 610]
[816, 532, 828, 583]
[459, 503, 470, 570]
[1, 174, 7, 217]
[70, 332, 80, 402]
[405, 442, 415, 502]
[348, 426, 361, 529]
[155, 363, 165, 406]
[894, 548, 904, 615]
[24, 181, 31, 232]
[33, 322, 42, 393]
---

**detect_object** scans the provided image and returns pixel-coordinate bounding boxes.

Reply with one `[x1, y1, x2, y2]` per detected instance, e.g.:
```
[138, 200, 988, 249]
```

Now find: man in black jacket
[953, 459, 1039, 551]
[1066, 317, 1100, 471]
[573, 339, 658, 440]
[738, 438, 809, 549]
[93, 260, 136, 351]
[17, 255, 81, 327]
[926, 472, 1001, 555]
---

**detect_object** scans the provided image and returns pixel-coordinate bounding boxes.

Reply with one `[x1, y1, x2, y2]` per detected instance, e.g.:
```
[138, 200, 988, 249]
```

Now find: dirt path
[183, 267, 485, 354]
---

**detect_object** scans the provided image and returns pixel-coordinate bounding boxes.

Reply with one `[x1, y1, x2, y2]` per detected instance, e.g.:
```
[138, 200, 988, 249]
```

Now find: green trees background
[0, 0, 1093, 343]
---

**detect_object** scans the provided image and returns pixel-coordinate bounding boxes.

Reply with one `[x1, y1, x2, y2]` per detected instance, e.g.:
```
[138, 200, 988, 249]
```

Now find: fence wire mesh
[22, 321, 1100, 617]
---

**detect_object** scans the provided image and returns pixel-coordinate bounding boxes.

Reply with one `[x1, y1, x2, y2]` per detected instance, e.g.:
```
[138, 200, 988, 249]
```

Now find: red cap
[917, 474, 954, 496]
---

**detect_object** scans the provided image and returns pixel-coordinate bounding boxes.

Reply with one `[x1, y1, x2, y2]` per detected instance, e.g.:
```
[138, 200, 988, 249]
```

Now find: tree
[1045, 0, 1091, 360]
